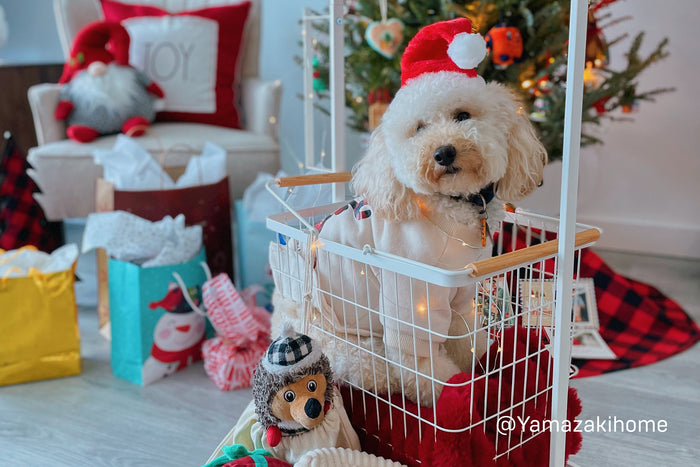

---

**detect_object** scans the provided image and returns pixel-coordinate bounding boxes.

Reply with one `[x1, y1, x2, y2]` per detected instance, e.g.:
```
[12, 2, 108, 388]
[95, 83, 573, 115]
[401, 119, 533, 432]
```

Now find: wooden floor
[1, 249, 698, 466]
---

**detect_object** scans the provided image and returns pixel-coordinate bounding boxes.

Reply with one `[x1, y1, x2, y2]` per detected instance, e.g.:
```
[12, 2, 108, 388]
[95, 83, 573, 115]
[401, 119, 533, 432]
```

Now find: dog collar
[450, 183, 495, 213]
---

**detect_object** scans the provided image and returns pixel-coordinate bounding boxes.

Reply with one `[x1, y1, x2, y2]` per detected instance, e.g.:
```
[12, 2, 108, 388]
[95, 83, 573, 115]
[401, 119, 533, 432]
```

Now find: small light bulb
[268, 116, 277, 124]
[355, 96, 363, 103]
[301, 30, 306, 36]
[521, 80, 533, 89]
[274, 79, 281, 87]
[470, 347, 475, 353]
[308, 93, 314, 99]
[462, 242, 468, 246]
[360, 269, 365, 275]
[548, 57, 555, 64]
[298, 162, 304, 169]
[312, 38, 318, 46]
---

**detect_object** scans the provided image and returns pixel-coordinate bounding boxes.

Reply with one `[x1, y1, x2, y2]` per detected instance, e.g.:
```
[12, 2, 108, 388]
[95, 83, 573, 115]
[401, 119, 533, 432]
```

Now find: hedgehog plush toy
[243, 323, 360, 464]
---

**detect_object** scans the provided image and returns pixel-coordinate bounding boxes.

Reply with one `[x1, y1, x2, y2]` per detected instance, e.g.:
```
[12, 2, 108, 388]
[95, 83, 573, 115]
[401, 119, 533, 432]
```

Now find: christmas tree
[305, 0, 672, 160]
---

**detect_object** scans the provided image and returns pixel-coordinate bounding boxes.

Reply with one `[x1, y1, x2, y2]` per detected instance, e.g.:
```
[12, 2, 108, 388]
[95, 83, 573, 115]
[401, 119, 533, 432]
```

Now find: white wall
[0, 0, 63, 64]
[2, 0, 698, 258]
[259, 0, 367, 176]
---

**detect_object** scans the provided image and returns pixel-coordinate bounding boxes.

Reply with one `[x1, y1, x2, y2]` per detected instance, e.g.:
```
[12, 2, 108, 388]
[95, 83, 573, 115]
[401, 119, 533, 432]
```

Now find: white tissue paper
[242, 167, 334, 223]
[242, 171, 288, 223]
[93, 135, 227, 190]
[82, 211, 202, 267]
[175, 142, 227, 187]
[0, 244, 79, 278]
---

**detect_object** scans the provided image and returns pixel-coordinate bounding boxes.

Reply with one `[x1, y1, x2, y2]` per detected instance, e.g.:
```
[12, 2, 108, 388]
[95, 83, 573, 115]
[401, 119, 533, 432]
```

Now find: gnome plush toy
[55, 21, 165, 143]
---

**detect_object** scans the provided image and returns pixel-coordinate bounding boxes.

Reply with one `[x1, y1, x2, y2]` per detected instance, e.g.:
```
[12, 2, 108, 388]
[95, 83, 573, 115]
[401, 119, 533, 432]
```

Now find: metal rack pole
[302, 10, 315, 168]
[550, 0, 588, 465]
[329, 0, 346, 202]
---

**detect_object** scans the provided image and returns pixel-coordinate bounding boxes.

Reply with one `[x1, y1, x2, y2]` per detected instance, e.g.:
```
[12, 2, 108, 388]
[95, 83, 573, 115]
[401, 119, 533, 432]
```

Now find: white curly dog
[270, 18, 546, 407]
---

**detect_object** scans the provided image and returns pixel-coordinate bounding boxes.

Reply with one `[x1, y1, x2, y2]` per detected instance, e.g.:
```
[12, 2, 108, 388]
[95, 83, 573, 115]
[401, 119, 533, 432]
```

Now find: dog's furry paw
[387, 348, 461, 408]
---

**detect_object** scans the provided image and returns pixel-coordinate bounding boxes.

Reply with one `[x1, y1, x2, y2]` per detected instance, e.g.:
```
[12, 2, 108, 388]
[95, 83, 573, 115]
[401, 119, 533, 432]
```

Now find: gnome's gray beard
[67, 64, 144, 123]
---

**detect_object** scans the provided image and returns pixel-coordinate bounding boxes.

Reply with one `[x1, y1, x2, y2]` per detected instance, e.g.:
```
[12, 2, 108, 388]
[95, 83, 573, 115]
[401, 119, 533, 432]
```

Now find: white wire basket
[265, 175, 600, 466]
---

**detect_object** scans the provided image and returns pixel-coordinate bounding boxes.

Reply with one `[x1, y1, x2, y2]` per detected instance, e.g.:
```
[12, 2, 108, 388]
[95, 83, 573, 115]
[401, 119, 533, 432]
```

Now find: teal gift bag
[108, 249, 209, 385]
[233, 200, 276, 310]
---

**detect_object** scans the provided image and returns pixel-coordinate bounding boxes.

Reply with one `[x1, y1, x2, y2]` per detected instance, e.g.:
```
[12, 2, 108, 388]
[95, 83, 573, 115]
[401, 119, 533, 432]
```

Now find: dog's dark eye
[416, 122, 426, 133]
[307, 380, 317, 392]
[284, 390, 296, 402]
[455, 111, 471, 122]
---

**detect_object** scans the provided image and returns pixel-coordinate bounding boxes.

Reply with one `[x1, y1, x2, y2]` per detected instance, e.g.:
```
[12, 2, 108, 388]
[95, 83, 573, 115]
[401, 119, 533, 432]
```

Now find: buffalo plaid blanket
[0, 135, 60, 252]
[497, 222, 700, 378]
[574, 249, 700, 377]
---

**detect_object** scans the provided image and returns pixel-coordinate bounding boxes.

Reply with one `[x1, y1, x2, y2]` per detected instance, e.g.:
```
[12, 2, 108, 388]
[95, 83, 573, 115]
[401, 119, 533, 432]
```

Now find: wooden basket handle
[466, 228, 600, 278]
[276, 172, 352, 187]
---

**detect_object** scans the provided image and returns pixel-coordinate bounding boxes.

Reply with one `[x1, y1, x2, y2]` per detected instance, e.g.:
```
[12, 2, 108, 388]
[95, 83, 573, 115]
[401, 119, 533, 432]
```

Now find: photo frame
[571, 330, 617, 360]
[572, 278, 598, 330]
[519, 279, 555, 328]
[519, 278, 600, 330]
[476, 275, 515, 329]
[535, 278, 617, 360]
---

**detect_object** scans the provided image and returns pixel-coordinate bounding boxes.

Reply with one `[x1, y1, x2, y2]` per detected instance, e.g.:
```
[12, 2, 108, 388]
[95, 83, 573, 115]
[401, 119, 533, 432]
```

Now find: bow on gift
[175, 267, 271, 391]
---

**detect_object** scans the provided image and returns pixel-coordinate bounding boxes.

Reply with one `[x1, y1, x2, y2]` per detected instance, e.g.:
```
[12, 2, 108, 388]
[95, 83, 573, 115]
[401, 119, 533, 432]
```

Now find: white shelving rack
[277, 1, 592, 465]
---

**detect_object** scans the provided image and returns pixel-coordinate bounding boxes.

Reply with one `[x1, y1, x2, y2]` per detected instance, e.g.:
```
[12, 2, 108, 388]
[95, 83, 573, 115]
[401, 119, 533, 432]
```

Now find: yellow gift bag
[0, 246, 81, 386]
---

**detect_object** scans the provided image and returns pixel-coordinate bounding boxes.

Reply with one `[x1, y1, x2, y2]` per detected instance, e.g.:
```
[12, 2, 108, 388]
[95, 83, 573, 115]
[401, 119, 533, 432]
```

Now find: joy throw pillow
[102, 0, 251, 128]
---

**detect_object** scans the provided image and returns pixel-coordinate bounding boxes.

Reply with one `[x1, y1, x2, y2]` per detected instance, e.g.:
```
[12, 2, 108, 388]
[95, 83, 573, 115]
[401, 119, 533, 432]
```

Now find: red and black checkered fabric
[574, 249, 700, 377]
[0, 136, 59, 252]
[495, 222, 700, 378]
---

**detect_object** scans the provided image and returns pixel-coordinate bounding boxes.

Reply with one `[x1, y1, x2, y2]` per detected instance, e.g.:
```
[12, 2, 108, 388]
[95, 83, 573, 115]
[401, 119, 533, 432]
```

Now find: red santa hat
[59, 21, 131, 84]
[400, 17, 487, 87]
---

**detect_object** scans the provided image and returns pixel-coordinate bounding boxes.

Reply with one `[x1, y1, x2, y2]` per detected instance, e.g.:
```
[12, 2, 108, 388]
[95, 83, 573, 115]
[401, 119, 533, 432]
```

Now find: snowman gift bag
[108, 248, 210, 385]
[84, 212, 213, 385]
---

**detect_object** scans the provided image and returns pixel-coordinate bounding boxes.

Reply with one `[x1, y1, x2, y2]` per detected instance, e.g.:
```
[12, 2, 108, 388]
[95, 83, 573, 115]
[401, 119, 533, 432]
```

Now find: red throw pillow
[101, 0, 251, 129]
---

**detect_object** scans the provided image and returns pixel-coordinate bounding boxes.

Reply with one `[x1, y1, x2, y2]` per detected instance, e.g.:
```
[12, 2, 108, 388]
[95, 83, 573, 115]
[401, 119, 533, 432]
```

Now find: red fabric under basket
[494, 222, 700, 377]
[341, 326, 582, 467]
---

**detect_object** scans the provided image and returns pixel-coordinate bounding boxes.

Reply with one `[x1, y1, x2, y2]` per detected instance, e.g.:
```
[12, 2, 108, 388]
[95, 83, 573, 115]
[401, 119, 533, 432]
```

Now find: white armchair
[27, 0, 281, 220]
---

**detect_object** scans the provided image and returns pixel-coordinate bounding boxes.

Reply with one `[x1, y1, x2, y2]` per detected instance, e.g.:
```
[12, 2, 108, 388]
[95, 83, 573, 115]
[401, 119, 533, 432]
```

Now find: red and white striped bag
[202, 273, 270, 345]
[202, 337, 268, 391]
[176, 267, 270, 391]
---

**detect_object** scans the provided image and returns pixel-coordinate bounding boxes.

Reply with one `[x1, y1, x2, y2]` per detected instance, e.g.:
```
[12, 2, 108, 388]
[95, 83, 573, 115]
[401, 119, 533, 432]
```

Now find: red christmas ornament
[485, 24, 524, 69]
[593, 96, 610, 115]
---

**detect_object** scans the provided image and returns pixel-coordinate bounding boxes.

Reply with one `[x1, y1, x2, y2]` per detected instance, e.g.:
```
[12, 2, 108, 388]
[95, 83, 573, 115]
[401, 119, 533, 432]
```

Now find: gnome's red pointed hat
[59, 21, 131, 84]
[400, 17, 487, 87]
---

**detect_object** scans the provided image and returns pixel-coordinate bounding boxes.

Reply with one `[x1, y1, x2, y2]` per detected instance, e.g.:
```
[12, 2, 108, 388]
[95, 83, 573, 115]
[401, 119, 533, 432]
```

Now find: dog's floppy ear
[495, 91, 548, 202]
[352, 125, 419, 220]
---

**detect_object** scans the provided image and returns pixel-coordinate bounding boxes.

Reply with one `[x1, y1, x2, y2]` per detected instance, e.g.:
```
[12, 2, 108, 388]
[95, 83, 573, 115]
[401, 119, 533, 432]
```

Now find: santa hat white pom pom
[447, 32, 487, 70]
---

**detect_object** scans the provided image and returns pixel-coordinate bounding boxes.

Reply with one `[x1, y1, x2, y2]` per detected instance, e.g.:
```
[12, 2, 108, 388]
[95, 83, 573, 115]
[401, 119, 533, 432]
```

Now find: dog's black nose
[434, 145, 457, 166]
[304, 398, 322, 419]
